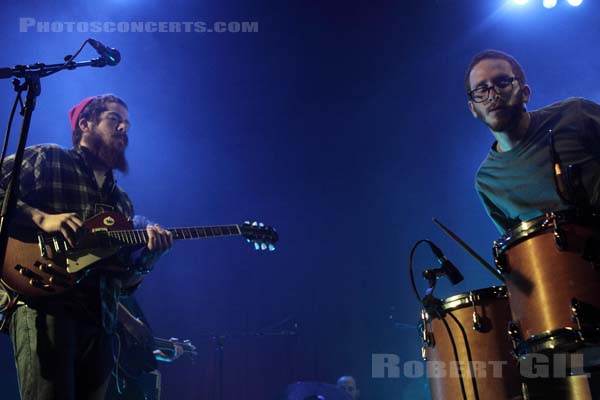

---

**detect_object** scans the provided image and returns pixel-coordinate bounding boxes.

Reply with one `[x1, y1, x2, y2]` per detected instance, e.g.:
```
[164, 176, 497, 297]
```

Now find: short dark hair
[464, 50, 526, 94]
[72, 94, 128, 146]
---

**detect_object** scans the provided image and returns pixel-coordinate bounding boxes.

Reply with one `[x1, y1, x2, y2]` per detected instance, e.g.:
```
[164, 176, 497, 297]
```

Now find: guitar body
[1, 211, 132, 297]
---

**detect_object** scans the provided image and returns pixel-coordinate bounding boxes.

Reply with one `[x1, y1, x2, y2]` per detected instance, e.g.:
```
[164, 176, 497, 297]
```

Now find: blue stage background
[0, 1, 599, 398]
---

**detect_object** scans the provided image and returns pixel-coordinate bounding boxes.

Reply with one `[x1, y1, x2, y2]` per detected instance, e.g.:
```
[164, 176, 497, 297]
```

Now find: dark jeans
[9, 305, 114, 400]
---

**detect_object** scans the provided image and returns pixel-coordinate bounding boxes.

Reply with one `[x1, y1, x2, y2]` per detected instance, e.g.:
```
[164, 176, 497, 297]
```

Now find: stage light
[543, 0, 557, 8]
[566, 0, 583, 6]
[513, 0, 529, 5]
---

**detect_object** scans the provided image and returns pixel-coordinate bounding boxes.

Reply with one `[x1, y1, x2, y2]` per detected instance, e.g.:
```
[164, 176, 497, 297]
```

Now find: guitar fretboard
[106, 225, 242, 245]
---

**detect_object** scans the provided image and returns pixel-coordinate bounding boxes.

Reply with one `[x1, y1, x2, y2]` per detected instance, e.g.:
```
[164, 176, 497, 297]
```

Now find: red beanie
[68, 96, 96, 132]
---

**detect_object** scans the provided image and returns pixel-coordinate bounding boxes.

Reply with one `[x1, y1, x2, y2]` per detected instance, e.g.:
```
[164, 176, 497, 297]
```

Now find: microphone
[88, 39, 121, 66]
[428, 242, 464, 285]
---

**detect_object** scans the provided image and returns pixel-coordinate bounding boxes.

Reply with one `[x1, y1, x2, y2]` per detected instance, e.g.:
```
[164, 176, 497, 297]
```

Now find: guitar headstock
[241, 221, 278, 251]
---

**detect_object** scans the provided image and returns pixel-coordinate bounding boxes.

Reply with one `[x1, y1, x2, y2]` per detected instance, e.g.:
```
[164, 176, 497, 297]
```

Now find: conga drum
[494, 211, 600, 367]
[420, 286, 522, 400]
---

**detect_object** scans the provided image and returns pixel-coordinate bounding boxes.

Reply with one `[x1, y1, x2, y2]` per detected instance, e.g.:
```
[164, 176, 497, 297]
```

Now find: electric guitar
[1, 211, 278, 297]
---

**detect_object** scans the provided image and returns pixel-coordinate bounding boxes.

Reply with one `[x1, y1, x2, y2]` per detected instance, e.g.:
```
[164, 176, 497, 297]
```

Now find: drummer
[465, 49, 600, 398]
[465, 49, 600, 232]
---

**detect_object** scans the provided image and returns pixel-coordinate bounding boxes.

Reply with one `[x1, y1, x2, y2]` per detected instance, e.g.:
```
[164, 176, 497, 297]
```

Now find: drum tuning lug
[472, 311, 483, 332]
[571, 298, 582, 330]
[553, 228, 567, 250]
[419, 309, 435, 350]
[508, 321, 523, 354]
[552, 215, 568, 251]
[582, 235, 600, 268]
[508, 321, 521, 337]
[571, 298, 600, 331]
[493, 243, 508, 273]
[468, 291, 484, 331]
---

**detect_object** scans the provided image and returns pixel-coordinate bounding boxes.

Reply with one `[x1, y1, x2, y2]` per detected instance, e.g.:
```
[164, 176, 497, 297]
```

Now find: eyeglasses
[467, 76, 520, 103]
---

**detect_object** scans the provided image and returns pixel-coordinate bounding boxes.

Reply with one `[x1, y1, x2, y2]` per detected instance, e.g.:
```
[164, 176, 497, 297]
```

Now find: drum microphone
[428, 242, 464, 285]
[88, 39, 121, 66]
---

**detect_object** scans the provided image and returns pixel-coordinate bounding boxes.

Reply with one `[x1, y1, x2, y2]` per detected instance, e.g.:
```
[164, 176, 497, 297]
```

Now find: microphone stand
[200, 324, 299, 400]
[0, 56, 113, 281]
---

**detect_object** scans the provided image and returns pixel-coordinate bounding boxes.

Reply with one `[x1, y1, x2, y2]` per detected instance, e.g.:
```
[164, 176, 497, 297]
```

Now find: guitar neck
[107, 225, 242, 246]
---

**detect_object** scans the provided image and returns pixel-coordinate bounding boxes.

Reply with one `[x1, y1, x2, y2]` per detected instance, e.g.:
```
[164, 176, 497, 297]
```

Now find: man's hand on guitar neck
[145, 224, 173, 253]
[130, 224, 174, 272]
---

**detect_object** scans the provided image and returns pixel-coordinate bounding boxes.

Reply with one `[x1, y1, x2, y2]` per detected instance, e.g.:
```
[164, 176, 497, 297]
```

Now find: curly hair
[72, 94, 128, 146]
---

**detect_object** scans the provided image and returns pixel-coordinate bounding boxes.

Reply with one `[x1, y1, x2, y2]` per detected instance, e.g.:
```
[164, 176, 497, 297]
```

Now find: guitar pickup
[37, 235, 49, 258]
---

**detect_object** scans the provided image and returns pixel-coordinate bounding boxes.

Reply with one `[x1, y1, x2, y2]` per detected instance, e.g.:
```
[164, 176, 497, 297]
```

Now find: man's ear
[521, 83, 531, 104]
[468, 101, 477, 118]
[78, 118, 91, 133]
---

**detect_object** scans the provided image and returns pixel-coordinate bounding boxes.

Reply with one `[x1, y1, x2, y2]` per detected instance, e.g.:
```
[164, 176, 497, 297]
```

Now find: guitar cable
[0, 282, 19, 334]
[409, 239, 468, 400]
[111, 331, 124, 395]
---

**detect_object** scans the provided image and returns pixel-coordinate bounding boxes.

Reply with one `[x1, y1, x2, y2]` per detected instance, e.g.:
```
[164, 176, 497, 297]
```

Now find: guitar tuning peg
[260, 243, 267, 251]
[244, 220, 250, 225]
[252, 221, 258, 226]
[259, 222, 264, 227]
[254, 242, 260, 251]
[268, 244, 276, 251]
[246, 238, 251, 243]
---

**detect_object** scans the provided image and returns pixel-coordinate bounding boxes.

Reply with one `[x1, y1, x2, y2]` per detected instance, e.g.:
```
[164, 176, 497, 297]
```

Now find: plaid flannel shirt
[0, 143, 135, 332]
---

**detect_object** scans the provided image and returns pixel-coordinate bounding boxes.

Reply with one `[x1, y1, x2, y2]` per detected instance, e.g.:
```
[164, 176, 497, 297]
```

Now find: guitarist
[0, 94, 173, 400]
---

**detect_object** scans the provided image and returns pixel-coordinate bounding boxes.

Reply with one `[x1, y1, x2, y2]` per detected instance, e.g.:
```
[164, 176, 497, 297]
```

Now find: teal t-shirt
[476, 98, 600, 232]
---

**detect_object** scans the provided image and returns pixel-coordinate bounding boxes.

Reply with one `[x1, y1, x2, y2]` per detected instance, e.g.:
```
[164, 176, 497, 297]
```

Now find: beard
[88, 129, 129, 173]
[477, 92, 526, 133]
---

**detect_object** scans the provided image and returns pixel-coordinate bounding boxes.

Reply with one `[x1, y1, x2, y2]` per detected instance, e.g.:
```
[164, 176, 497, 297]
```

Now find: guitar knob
[17, 266, 37, 278]
[37, 263, 50, 272]
[48, 276, 69, 288]
[29, 279, 42, 287]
